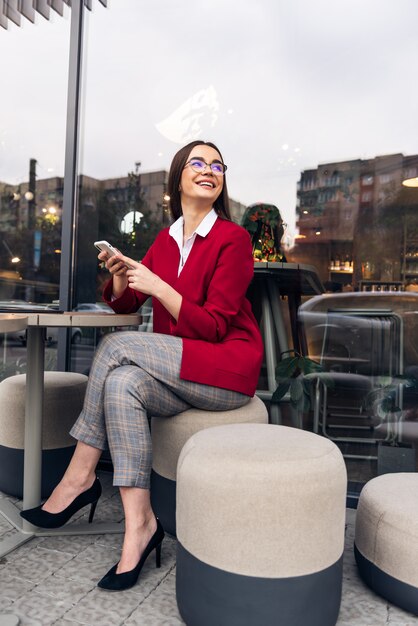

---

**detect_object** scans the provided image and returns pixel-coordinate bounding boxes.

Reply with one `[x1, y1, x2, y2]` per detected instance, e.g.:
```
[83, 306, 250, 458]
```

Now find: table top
[25, 311, 142, 328]
[0, 313, 28, 333]
[253, 262, 324, 296]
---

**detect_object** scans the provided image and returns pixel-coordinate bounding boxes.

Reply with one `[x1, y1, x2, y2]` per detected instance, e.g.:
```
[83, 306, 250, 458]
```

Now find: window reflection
[2, 0, 418, 493]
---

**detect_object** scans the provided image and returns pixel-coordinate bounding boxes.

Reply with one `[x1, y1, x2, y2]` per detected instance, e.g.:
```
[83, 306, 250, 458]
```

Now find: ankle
[61, 473, 95, 493]
[125, 513, 156, 535]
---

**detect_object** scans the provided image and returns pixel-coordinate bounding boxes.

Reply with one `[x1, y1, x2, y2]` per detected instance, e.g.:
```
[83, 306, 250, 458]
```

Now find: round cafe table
[0, 313, 28, 334]
[0, 311, 141, 558]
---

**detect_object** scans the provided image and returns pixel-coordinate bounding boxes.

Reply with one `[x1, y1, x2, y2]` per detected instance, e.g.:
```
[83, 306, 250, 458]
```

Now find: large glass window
[0, 13, 70, 305]
[0, 6, 71, 375]
[2, 0, 418, 495]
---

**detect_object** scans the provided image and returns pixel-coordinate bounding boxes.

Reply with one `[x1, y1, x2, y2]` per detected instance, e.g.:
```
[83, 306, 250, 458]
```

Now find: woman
[20, 140, 264, 591]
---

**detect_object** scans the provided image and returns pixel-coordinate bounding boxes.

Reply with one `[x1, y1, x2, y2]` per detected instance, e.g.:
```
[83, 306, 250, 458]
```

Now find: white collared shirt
[169, 208, 218, 276]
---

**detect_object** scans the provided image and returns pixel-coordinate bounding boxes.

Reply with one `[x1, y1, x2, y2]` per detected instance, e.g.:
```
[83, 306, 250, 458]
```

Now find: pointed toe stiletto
[20, 477, 102, 529]
[97, 518, 165, 592]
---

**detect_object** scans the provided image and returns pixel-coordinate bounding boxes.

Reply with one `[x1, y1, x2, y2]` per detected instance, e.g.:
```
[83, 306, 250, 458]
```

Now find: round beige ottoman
[176, 424, 347, 626]
[150, 395, 268, 536]
[0, 372, 88, 498]
[354, 473, 418, 615]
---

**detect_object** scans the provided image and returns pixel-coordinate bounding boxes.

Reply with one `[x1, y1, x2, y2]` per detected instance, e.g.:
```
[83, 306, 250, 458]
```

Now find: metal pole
[28, 158, 37, 231]
[57, 0, 85, 371]
[22, 327, 44, 517]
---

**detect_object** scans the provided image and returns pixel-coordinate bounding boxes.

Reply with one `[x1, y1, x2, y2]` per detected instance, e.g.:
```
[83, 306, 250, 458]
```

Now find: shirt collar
[169, 208, 218, 242]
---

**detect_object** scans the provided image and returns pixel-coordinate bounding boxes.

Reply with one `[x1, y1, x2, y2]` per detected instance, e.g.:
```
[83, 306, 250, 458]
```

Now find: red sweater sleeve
[172, 227, 254, 342]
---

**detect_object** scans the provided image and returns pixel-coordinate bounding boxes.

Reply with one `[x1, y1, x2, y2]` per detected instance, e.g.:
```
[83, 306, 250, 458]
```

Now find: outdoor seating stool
[150, 395, 268, 536]
[354, 472, 418, 615]
[0, 372, 88, 498]
[176, 423, 347, 626]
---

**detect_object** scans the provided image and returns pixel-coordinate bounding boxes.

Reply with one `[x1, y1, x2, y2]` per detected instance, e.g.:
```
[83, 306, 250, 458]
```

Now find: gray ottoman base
[150, 470, 176, 536]
[0, 444, 75, 499]
[354, 544, 418, 616]
[176, 542, 343, 626]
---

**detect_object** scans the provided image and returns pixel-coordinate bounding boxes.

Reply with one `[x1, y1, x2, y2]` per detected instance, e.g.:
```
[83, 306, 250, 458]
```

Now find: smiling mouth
[197, 181, 215, 189]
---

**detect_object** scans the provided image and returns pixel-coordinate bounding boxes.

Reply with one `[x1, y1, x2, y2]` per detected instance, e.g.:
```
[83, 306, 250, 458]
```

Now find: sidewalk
[0, 472, 417, 626]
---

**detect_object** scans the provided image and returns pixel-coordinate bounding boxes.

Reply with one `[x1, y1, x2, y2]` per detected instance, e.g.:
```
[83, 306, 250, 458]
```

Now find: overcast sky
[1, 0, 418, 243]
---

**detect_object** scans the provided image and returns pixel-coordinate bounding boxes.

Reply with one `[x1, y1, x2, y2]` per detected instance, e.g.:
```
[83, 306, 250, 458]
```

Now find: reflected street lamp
[402, 177, 418, 188]
[2, 240, 20, 264]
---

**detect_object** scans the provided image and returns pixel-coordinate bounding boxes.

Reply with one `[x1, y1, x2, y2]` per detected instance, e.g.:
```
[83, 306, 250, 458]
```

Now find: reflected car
[73, 302, 113, 313]
[74, 302, 153, 333]
[13, 325, 82, 347]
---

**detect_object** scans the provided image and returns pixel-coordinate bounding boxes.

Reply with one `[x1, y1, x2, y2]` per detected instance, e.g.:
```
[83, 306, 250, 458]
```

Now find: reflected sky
[1, 0, 418, 240]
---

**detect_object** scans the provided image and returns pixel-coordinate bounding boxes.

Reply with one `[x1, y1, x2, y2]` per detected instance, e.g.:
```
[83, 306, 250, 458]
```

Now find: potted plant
[241, 203, 287, 263]
[363, 375, 417, 475]
[272, 350, 334, 422]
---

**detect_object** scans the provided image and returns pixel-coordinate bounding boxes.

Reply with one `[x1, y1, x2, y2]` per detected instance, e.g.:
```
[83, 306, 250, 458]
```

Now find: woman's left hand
[118, 255, 162, 297]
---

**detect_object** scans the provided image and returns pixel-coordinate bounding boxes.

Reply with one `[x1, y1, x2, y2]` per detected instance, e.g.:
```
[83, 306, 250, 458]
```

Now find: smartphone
[94, 240, 119, 257]
[94, 240, 134, 269]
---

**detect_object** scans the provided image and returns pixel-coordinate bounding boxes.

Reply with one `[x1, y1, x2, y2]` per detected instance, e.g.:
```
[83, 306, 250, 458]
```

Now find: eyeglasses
[185, 158, 228, 175]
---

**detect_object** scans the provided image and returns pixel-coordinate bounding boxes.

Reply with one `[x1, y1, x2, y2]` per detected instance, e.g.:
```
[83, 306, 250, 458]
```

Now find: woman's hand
[117, 255, 162, 297]
[98, 250, 129, 298]
[118, 253, 182, 320]
[98, 250, 128, 277]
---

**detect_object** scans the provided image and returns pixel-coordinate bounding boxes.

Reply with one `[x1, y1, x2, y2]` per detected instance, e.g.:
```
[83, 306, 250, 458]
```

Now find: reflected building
[0, 169, 246, 234]
[292, 153, 418, 291]
[0, 170, 170, 234]
[0, 168, 246, 303]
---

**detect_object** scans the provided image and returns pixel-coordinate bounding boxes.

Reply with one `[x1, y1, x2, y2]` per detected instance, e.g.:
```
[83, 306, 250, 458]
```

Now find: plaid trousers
[70, 332, 249, 488]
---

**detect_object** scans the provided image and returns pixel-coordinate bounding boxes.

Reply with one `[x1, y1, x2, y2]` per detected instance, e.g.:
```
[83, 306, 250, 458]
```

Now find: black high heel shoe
[20, 477, 102, 529]
[97, 518, 165, 592]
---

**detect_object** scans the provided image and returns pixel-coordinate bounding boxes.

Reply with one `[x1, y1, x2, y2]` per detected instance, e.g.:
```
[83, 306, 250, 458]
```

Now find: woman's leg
[103, 365, 190, 573]
[40, 332, 249, 571]
[41, 441, 102, 513]
[104, 365, 190, 488]
[103, 351, 249, 574]
[39, 333, 188, 514]
[71, 331, 249, 452]
[117, 486, 156, 573]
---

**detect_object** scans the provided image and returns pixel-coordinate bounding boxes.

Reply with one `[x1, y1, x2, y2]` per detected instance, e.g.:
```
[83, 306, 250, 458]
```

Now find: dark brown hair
[167, 140, 231, 221]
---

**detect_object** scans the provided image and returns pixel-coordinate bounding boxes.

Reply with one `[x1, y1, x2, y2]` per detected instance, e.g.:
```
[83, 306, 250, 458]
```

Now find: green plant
[272, 350, 334, 413]
[363, 374, 418, 445]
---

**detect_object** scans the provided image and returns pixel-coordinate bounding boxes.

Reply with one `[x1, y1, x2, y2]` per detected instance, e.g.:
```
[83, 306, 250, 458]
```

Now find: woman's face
[179, 144, 224, 207]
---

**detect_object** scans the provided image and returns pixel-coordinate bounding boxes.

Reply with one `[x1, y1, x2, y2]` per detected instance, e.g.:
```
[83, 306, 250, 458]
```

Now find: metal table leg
[260, 284, 281, 424]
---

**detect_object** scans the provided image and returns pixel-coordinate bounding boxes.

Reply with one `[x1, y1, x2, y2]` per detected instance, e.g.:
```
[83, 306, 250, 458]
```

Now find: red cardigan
[103, 217, 264, 396]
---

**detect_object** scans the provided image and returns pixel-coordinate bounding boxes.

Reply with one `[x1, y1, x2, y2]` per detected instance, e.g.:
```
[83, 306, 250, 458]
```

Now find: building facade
[292, 153, 418, 290]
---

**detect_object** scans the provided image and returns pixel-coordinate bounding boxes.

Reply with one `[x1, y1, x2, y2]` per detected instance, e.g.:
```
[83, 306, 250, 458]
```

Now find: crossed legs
[41, 332, 249, 576]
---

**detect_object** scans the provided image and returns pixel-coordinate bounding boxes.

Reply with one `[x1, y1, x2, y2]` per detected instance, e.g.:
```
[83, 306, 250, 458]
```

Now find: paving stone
[37, 533, 97, 556]
[2, 537, 44, 564]
[338, 588, 389, 624]
[124, 570, 183, 626]
[387, 604, 418, 624]
[0, 570, 36, 602]
[0, 598, 14, 612]
[53, 545, 120, 585]
[93, 533, 124, 550]
[33, 573, 94, 604]
[63, 587, 142, 626]
[7, 588, 74, 625]
[2, 547, 73, 583]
